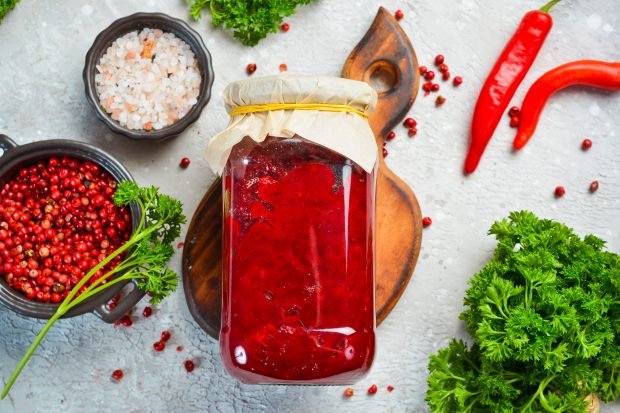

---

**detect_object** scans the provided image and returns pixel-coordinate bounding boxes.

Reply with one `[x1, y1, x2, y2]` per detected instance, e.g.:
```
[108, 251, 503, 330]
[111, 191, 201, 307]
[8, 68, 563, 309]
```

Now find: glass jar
[207, 75, 378, 384]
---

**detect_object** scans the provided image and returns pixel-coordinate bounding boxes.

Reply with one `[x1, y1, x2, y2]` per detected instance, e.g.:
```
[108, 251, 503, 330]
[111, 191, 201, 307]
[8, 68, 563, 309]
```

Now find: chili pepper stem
[540, 0, 561, 13]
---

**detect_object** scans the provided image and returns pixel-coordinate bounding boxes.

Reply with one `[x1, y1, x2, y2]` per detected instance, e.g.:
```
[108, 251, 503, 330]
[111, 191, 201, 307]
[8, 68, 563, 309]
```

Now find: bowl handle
[0, 134, 18, 156]
[93, 279, 146, 323]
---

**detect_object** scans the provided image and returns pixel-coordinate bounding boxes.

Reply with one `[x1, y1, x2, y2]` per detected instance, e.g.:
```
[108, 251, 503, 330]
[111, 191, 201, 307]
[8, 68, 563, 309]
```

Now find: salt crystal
[95, 28, 201, 131]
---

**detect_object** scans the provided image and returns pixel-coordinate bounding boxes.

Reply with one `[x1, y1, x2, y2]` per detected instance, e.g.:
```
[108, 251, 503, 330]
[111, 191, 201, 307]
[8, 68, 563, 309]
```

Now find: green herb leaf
[0, 0, 20, 24]
[186, 0, 317, 46]
[427, 211, 620, 411]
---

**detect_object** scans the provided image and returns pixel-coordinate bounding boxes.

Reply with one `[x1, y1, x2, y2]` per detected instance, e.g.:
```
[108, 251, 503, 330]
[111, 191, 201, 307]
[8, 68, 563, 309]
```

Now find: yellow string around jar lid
[229, 103, 369, 119]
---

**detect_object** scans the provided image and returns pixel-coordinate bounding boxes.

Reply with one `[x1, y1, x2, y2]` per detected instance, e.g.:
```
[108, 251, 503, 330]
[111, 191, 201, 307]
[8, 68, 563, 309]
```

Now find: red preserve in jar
[207, 75, 378, 384]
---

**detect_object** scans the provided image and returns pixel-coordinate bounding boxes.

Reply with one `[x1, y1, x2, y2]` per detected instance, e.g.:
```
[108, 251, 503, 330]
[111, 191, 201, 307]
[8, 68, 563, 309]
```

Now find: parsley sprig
[426, 211, 620, 412]
[1, 182, 186, 400]
[186, 0, 317, 46]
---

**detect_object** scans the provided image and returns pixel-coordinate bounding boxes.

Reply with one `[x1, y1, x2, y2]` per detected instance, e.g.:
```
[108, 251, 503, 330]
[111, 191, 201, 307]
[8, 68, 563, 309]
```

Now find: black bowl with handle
[0, 134, 144, 322]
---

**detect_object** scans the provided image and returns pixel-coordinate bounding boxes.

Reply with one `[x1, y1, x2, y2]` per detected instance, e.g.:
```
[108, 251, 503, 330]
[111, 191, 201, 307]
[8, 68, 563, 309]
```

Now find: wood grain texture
[182, 7, 422, 338]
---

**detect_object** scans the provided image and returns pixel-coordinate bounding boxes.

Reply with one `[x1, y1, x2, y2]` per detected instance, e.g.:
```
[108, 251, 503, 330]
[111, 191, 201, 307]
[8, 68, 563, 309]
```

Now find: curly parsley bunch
[426, 211, 620, 412]
[187, 0, 317, 46]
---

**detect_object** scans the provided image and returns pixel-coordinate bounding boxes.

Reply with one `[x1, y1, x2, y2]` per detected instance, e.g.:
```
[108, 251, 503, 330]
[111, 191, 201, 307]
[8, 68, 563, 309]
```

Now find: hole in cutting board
[366, 60, 399, 95]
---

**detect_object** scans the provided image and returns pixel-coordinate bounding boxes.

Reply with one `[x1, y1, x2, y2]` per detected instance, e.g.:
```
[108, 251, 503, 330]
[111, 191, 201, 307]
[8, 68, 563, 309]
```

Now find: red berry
[176, 345, 184, 352]
[343, 388, 354, 398]
[246, 63, 257, 75]
[279, 63, 288, 72]
[386, 131, 396, 141]
[442, 71, 450, 81]
[438, 63, 449, 73]
[111, 369, 124, 381]
[180, 157, 190, 168]
[153, 341, 165, 352]
[403, 117, 416, 128]
[431, 83, 440, 92]
[184, 360, 195, 372]
[554, 186, 566, 198]
[509, 116, 520, 127]
[408, 127, 418, 137]
[589, 180, 599, 193]
[177, 242, 184, 249]
[120, 315, 132, 327]
[387, 385, 394, 392]
[368, 384, 378, 395]
[422, 81, 433, 92]
[161, 330, 171, 342]
[424, 71, 435, 81]
[581, 138, 592, 150]
[394, 9, 404, 20]
[435, 95, 446, 106]
[281, 22, 290, 32]
[422, 216, 432, 228]
[419, 66, 428, 75]
[435, 54, 445, 65]
[382, 148, 388, 158]
[453, 76, 463, 86]
[508, 106, 520, 117]
[143, 306, 152, 318]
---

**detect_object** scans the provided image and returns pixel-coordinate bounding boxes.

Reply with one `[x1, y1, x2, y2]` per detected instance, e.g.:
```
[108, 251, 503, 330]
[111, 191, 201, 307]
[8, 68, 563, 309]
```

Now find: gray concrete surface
[0, 0, 618, 412]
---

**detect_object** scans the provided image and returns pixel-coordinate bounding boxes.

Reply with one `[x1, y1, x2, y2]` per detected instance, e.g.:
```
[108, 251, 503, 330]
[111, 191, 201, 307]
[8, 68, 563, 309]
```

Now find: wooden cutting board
[182, 7, 422, 339]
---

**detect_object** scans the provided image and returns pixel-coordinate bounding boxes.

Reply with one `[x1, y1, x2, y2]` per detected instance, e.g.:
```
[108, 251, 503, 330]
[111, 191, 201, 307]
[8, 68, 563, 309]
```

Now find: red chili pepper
[464, 0, 561, 174]
[513, 60, 620, 149]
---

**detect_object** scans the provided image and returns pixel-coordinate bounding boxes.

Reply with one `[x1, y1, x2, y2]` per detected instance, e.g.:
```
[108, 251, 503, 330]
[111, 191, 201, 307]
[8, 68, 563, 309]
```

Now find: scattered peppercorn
[453, 76, 463, 86]
[281, 22, 290, 32]
[554, 186, 566, 198]
[589, 180, 599, 193]
[442, 71, 450, 81]
[153, 341, 165, 352]
[184, 360, 195, 372]
[509, 116, 520, 127]
[425, 71, 436, 81]
[177, 242, 184, 249]
[119, 315, 132, 327]
[343, 388, 354, 398]
[176, 345, 184, 352]
[408, 127, 418, 137]
[367, 384, 378, 395]
[419, 66, 428, 75]
[387, 385, 394, 392]
[508, 106, 520, 118]
[143, 306, 152, 318]
[382, 148, 388, 158]
[581, 138, 592, 150]
[394, 9, 404, 20]
[180, 157, 190, 168]
[422, 216, 432, 228]
[435, 54, 445, 65]
[161, 330, 171, 342]
[431, 83, 440, 92]
[438, 63, 449, 73]
[403, 117, 416, 128]
[435, 95, 446, 106]
[422, 81, 433, 93]
[246, 63, 257, 75]
[279, 63, 288, 72]
[111, 369, 124, 381]
[386, 131, 396, 141]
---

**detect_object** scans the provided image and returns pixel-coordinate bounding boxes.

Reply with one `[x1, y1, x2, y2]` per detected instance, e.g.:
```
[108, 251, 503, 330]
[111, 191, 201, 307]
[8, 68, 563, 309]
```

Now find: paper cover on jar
[205, 75, 378, 174]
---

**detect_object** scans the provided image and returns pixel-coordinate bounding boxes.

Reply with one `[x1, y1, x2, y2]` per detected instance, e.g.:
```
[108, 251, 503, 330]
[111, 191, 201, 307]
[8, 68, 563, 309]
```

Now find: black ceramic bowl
[0, 134, 144, 322]
[83, 12, 214, 141]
